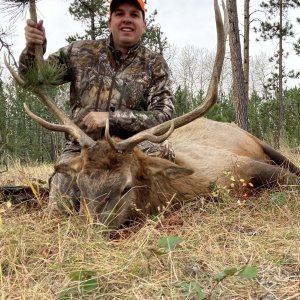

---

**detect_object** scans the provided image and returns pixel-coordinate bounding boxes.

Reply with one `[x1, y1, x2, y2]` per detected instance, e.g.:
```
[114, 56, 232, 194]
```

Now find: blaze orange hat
[109, 0, 146, 16]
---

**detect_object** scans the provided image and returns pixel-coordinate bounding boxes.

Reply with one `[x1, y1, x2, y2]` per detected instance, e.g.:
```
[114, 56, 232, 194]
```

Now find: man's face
[109, 2, 146, 53]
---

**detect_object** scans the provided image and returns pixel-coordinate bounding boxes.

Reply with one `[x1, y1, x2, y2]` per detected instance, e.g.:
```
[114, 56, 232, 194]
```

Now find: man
[19, 0, 175, 213]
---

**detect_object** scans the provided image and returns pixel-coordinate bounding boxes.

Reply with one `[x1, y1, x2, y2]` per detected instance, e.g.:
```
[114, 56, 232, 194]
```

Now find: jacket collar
[106, 34, 142, 60]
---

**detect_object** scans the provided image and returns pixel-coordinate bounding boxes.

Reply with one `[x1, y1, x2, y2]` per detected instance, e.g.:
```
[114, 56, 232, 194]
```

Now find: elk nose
[100, 195, 109, 205]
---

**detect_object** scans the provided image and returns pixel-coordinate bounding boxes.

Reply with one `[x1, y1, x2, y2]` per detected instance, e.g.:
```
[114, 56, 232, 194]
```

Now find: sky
[0, 0, 299, 86]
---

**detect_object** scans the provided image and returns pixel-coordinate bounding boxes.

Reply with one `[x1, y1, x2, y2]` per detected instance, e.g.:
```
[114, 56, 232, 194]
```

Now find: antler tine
[4, 54, 96, 148]
[4, 55, 25, 86]
[105, 119, 174, 153]
[106, 0, 225, 152]
[23, 103, 96, 147]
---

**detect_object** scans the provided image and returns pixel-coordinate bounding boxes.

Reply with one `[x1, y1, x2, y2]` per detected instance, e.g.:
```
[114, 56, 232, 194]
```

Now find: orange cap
[109, 0, 146, 16]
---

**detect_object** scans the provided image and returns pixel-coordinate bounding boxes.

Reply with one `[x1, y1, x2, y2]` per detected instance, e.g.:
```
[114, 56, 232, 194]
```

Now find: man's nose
[121, 14, 132, 23]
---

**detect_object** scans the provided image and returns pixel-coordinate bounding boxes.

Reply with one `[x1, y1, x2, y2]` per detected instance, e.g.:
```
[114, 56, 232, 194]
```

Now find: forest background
[0, 0, 299, 164]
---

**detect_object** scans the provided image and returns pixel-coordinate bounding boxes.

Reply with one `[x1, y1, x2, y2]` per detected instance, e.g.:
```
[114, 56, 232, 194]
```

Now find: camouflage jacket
[19, 36, 175, 141]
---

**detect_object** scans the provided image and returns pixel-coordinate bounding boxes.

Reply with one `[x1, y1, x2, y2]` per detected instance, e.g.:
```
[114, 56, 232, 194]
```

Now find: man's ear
[144, 157, 194, 180]
[107, 19, 111, 31]
[54, 155, 84, 177]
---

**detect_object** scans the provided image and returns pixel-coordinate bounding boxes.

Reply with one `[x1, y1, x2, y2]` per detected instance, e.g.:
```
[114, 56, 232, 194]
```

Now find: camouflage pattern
[19, 36, 174, 140]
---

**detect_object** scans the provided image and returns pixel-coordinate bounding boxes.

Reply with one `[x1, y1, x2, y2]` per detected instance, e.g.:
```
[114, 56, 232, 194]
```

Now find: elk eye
[121, 187, 131, 196]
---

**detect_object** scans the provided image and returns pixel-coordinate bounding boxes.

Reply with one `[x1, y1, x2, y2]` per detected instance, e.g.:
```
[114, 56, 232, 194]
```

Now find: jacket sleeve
[18, 41, 71, 84]
[109, 55, 174, 133]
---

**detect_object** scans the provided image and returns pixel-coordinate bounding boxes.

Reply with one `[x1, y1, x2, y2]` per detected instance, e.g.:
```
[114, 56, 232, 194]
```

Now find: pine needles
[0, 0, 32, 21]
[22, 60, 67, 90]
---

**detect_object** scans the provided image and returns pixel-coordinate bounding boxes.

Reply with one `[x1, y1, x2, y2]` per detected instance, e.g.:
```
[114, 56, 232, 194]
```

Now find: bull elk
[5, 0, 300, 229]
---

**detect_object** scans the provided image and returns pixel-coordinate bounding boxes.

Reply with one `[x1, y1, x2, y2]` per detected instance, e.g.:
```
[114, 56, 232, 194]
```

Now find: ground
[0, 155, 299, 300]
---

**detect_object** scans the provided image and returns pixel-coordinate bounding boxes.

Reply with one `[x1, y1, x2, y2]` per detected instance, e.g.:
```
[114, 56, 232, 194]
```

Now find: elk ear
[54, 155, 84, 176]
[146, 158, 194, 180]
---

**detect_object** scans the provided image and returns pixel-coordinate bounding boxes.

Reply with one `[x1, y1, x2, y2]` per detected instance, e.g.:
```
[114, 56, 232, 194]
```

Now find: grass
[0, 157, 300, 300]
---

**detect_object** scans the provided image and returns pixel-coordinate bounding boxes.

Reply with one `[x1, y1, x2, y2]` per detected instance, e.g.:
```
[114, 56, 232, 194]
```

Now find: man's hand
[25, 19, 46, 52]
[83, 112, 109, 132]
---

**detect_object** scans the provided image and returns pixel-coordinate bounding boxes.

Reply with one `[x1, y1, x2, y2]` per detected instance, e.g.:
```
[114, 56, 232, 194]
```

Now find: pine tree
[294, 17, 300, 55]
[67, 0, 109, 41]
[254, 0, 300, 147]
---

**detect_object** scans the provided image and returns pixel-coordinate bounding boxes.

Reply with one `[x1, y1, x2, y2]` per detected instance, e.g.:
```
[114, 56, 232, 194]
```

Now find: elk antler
[4, 56, 96, 148]
[107, 0, 225, 153]
[105, 119, 175, 153]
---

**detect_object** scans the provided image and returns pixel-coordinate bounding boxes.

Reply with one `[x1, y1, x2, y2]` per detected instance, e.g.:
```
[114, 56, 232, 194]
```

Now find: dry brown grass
[0, 158, 300, 300]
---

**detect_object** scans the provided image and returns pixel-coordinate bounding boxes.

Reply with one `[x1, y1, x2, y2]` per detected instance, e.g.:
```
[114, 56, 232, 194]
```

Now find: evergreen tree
[284, 87, 300, 146]
[205, 92, 235, 123]
[294, 17, 300, 55]
[142, 9, 168, 55]
[0, 69, 6, 153]
[67, 0, 109, 42]
[254, 0, 300, 147]
[173, 86, 190, 116]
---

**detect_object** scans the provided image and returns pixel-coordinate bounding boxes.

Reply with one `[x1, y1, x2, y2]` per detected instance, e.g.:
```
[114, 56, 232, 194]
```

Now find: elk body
[54, 118, 300, 228]
[5, 0, 300, 229]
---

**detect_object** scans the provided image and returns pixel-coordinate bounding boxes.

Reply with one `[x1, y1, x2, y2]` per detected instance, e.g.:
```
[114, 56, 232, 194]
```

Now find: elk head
[54, 141, 193, 227]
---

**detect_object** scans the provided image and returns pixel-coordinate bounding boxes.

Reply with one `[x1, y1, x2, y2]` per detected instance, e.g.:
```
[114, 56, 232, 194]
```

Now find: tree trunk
[226, 0, 248, 130]
[277, 0, 284, 148]
[243, 0, 250, 109]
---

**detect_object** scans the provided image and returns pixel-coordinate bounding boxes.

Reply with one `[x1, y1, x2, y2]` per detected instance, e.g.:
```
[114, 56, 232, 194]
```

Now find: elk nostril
[99, 196, 109, 205]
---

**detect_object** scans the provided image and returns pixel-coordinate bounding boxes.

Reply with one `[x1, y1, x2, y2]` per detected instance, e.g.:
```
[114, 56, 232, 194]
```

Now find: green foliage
[0, 72, 7, 149]
[272, 192, 287, 206]
[174, 85, 235, 122]
[180, 281, 207, 300]
[22, 60, 67, 89]
[142, 9, 168, 55]
[248, 91, 278, 143]
[213, 267, 238, 282]
[294, 15, 300, 55]
[58, 270, 99, 300]
[205, 93, 235, 123]
[67, 0, 109, 42]
[157, 236, 182, 251]
[247, 88, 300, 145]
[284, 87, 300, 146]
[253, 0, 300, 91]
[294, 38, 300, 55]
[237, 266, 259, 279]
[151, 236, 258, 299]
[213, 266, 258, 282]
[174, 82, 300, 147]
[1, 78, 66, 163]
[213, 266, 258, 283]
[173, 86, 190, 116]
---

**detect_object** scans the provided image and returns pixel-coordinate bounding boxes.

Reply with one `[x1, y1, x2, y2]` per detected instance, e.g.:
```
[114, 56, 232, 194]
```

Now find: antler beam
[4, 55, 96, 148]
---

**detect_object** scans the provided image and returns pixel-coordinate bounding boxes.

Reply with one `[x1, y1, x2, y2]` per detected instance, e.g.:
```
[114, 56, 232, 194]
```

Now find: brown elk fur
[55, 118, 300, 229]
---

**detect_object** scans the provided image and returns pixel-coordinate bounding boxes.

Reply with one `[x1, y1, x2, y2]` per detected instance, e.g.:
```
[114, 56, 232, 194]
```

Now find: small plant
[58, 270, 99, 300]
[210, 171, 256, 204]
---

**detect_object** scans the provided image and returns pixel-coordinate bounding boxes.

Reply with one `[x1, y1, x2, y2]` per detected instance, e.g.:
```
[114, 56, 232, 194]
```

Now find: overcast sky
[1, 0, 299, 86]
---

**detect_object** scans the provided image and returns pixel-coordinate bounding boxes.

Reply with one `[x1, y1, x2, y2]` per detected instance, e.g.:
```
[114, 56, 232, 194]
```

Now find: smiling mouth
[120, 28, 134, 32]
